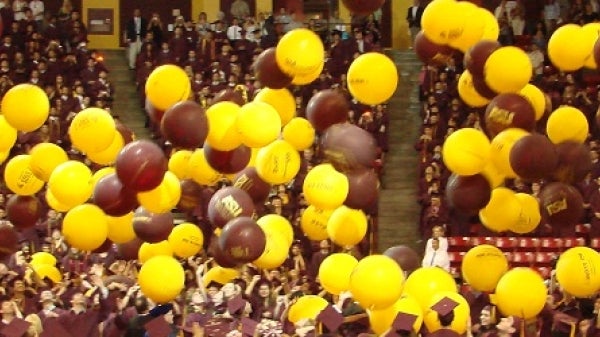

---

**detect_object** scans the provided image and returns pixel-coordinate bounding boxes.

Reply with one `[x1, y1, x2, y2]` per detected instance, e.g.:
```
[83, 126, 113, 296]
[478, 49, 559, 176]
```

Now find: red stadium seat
[470, 237, 492, 246]
[495, 237, 516, 251]
[448, 237, 471, 252]
[535, 267, 552, 279]
[591, 238, 600, 250]
[539, 237, 562, 252]
[575, 224, 589, 235]
[515, 237, 540, 252]
[534, 252, 556, 266]
[448, 252, 465, 265]
[511, 252, 534, 267]
[563, 237, 585, 249]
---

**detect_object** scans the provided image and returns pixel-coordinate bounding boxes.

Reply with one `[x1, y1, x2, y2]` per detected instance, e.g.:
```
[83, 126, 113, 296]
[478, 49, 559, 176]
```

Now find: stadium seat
[534, 252, 556, 266]
[448, 252, 465, 265]
[591, 238, 600, 250]
[515, 237, 540, 252]
[510, 252, 534, 267]
[447, 237, 470, 252]
[495, 237, 516, 251]
[575, 224, 589, 236]
[539, 238, 562, 252]
[470, 237, 492, 246]
[535, 267, 552, 279]
[563, 237, 585, 249]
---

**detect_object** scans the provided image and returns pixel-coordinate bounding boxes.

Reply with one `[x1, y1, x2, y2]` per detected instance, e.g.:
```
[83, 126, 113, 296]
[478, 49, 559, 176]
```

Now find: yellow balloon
[287, 295, 329, 324]
[48, 161, 93, 207]
[91, 167, 116, 190]
[347, 52, 398, 105]
[168, 150, 193, 180]
[87, 133, 124, 166]
[62, 204, 108, 251]
[511, 193, 541, 234]
[458, 70, 490, 108]
[403, 267, 457, 311]
[69, 107, 117, 153]
[484, 46, 532, 93]
[253, 231, 289, 270]
[448, 1, 484, 53]
[254, 88, 296, 126]
[548, 24, 588, 72]
[479, 187, 521, 232]
[168, 222, 204, 258]
[138, 241, 173, 264]
[205, 101, 242, 151]
[349, 255, 405, 309]
[442, 128, 491, 175]
[327, 206, 367, 247]
[138, 255, 185, 303]
[424, 291, 470, 334]
[303, 164, 349, 210]
[276, 28, 325, 76]
[255, 140, 301, 184]
[45, 189, 72, 212]
[29, 143, 69, 182]
[301, 205, 334, 241]
[495, 267, 547, 319]
[481, 162, 505, 188]
[546, 106, 589, 144]
[556, 247, 600, 298]
[490, 128, 530, 178]
[318, 253, 358, 295]
[282, 117, 315, 151]
[137, 171, 181, 214]
[0, 150, 9, 164]
[582, 23, 600, 69]
[106, 212, 136, 244]
[480, 8, 500, 41]
[461, 245, 508, 292]
[257, 214, 294, 247]
[519, 84, 546, 121]
[368, 296, 423, 335]
[4, 155, 45, 196]
[236, 101, 282, 148]
[31, 252, 57, 266]
[145, 64, 191, 111]
[203, 266, 240, 286]
[0, 116, 17, 150]
[292, 61, 324, 85]
[1, 84, 49, 132]
[188, 148, 221, 186]
[421, 0, 465, 45]
[33, 264, 62, 283]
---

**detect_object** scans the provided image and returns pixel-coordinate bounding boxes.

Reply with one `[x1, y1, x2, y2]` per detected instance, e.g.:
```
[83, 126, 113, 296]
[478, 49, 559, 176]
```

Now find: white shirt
[543, 2, 561, 21]
[422, 248, 450, 271]
[29, 0, 44, 21]
[13, 0, 27, 21]
[226, 25, 242, 40]
[425, 237, 448, 254]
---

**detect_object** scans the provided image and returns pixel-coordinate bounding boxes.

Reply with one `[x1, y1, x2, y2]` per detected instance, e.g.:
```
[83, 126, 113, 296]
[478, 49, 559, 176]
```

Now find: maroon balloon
[218, 217, 266, 263]
[414, 31, 455, 66]
[116, 140, 168, 192]
[117, 237, 144, 261]
[178, 179, 206, 213]
[232, 167, 272, 204]
[5, 195, 42, 229]
[593, 38, 600, 69]
[484, 93, 536, 138]
[445, 174, 492, 215]
[341, 0, 386, 15]
[115, 119, 135, 144]
[252, 47, 293, 89]
[208, 235, 240, 268]
[552, 141, 592, 184]
[509, 134, 558, 181]
[92, 239, 114, 254]
[145, 98, 165, 126]
[538, 182, 584, 227]
[306, 89, 350, 133]
[465, 40, 501, 79]
[383, 245, 421, 274]
[344, 168, 379, 210]
[321, 123, 378, 172]
[161, 101, 209, 149]
[207, 187, 255, 228]
[211, 88, 246, 106]
[0, 224, 19, 258]
[132, 207, 174, 243]
[203, 144, 251, 174]
[93, 173, 139, 216]
[472, 76, 497, 99]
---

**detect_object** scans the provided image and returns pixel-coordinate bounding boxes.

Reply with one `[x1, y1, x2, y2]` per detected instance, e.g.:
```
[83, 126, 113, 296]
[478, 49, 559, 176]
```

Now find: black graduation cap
[316, 305, 344, 332]
[149, 303, 173, 317]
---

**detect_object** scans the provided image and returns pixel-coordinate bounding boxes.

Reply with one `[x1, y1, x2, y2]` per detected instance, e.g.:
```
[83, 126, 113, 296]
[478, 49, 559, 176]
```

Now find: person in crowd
[125, 9, 147, 70]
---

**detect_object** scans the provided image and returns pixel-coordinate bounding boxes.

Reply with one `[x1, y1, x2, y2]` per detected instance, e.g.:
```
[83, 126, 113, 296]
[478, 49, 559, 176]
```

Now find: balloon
[480, 8, 500, 40]
[457, 70, 491, 108]
[116, 237, 144, 261]
[255, 140, 301, 184]
[490, 128, 530, 178]
[33, 264, 62, 283]
[168, 222, 204, 258]
[168, 150, 193, 180]
[1, 84, 49, 132]
[509, 134, 558, 181]
[69, 107, 116, 153]
[4, 155, 45, 196]
[291, 61, 324, 85]
[145, 64, 191, 111]
[254, 88, 296, 126]
[48, 160, 93, 207]
[484, 93, 536, 138]
[287, 295, 329, 324]
[138, 241, 173, 264]
[87, 133, 124, 166]
[519, 84, 546, 121]
[548, 24, 588, 72]
[207, 187, 255, 228]
[306, 89, 350, 133]
[383, 246, 421, 275]
[145, 98, 165, 127]
[461, 245, 508, 292]
[106, 212, 136, 244]
[584, 23, 600, 69]
[31, 252, 57, 267]
[177, 179, 207, 213]
[282, 117, 315, 151]
[442, 128, 491, 175]
[0, 116, 17, 150]
[275, 28, 324, 76]
[232, 167, 272, 204]
[132, 207, 174, 243]
[421, 0, 465, 45]
[303, 164, 349, 210]
[301, 205, 333, 241]
[546, 106, 589, 144]
[202, 266, 240, 286]
[403, 267, 457, 311]
[45, 189, 72, 213]
[91, 167, 115, 189]
[138, 255, 185, 303]
[465, 40, 501, 79]
[344, 168, 379, 211]
[341, 0, 385, 15]
[115, 140, 168, 192]
[0, 224, 18, 257]
[137, 170, 181, 214]
[253, 231, 289, 269]
[62, 204, 108, 251]
[481, 162, 506, 188]
[0, 150, 9, 165]
[208, 235, 240, 268]
[484, 46, 532, 93]
[350, 255, 404, 309]
[203, 143, 251, 174]
[6, 195, 42, 229]
[257, 214, 294, 247]
[445, 174, 492, 215]
[160, 100, 208, 149]
[553, 141, 592, 184]
[423, 291, 470, 334]
[448, 1, 484, 53]
[92, 173, 139, 217]
[556, 247, 600, 297]
[319, 253, 359, 295]
[93, 239, 114, 254]
[511, 193, 542, 234]
[347, 52, 398, 105]
[368, 296, 423, 335]
[538, 182, 584, 227]
[327, 206, 367, 247]
[211, 88, 245, 106]
[252, 47, 293, 89]
[495, 268, 547, 319]
[414, 31, 455, 66]
[205, 101, 242, 151]
[188, 148, 221, 186]
[472, 75, 497, 99]
[321, 123, 378, 172]
[479, 187, 522, 232]
[115, 119, 135, 144]
[218, 217, 266, 263]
